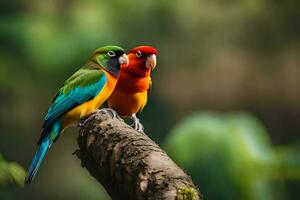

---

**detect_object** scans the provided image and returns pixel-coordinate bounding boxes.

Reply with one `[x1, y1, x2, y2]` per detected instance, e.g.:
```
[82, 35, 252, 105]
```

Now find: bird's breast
[62, 71, 117, 127]
[117, 72, 150, 94]
[108, 89, 148, 117]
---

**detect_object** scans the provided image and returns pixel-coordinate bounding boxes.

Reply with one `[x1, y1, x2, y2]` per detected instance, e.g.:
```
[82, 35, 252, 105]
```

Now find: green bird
[25, 46, 129, 183]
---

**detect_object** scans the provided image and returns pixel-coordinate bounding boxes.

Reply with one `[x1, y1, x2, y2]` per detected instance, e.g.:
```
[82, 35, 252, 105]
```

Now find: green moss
[176, 187, 197, 200]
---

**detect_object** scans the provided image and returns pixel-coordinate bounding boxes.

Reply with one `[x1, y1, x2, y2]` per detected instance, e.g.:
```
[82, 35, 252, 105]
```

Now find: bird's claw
[131, 115, 144, 133]
[100, 108, 123, 121]
[134, 122, 144, 133]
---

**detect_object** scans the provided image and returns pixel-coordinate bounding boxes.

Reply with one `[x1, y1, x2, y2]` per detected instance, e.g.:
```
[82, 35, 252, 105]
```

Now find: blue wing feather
[38, 69, 107, 144]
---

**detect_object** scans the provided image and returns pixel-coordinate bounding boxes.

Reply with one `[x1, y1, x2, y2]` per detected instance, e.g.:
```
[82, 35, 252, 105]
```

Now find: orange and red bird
[107, 46, 158, 132]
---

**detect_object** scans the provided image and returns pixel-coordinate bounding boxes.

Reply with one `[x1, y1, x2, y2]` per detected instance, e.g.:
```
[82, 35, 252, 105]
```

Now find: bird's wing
[43, 68, 107, 128]
[147, 78, 152, 99]
[137, 78, 152, 116]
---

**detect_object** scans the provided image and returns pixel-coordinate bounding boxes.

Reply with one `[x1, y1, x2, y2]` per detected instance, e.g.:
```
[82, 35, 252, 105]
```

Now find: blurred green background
[0, 0, 299, 199]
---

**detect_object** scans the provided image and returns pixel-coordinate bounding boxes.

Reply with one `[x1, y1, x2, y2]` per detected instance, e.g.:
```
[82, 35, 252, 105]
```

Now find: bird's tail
[25, 136, 50, 183]
[25, 122, 61, 184]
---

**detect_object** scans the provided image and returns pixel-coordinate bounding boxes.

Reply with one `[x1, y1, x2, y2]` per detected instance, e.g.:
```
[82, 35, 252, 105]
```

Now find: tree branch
[75, 109, 203, 200]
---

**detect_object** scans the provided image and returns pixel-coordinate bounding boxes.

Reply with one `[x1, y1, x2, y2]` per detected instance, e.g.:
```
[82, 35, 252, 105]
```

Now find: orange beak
[119, 53, 129, 69]
[146, 54, 157, 70]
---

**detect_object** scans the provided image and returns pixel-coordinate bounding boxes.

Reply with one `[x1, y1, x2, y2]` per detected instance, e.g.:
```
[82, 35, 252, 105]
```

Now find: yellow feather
[61, 70, 117, 127]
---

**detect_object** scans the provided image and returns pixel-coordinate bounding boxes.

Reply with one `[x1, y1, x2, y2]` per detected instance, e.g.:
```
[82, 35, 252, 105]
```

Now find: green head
[89, 45, 129, 76]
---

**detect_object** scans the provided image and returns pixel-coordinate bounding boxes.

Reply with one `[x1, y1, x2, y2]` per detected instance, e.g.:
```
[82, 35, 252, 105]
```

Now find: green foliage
[276, 146, 300, 179]
[165, 112, 290, 200]
[0, 154, 26, 188]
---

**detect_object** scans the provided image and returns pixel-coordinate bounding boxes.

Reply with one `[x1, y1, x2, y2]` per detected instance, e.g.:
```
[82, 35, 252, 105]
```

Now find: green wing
[43, 68, 108, 128]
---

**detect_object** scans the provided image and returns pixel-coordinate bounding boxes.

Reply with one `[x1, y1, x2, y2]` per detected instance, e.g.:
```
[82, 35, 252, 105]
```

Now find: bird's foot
[78, 114, 94, 128]
[100, 108, 123, 121]
[130, 114, 144, 133]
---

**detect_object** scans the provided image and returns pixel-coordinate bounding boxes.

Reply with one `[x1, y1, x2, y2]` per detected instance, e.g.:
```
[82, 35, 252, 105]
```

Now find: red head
[124, 46, 158, 77]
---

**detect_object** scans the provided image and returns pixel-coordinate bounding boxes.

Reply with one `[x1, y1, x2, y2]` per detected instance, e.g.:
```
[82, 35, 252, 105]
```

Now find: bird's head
[90, 46, 129, 77]
[125, 46, 158, 77]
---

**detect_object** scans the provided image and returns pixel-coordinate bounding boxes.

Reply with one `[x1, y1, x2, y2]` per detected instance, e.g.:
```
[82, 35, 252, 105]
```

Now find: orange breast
[61, 70, 118, 127]
[117, 70, 151, 93]
[107, 71, 150, 117]
[108, 89, 148, 117]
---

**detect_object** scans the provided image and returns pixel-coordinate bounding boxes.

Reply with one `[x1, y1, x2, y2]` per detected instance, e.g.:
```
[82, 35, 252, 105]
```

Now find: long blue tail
[25, 136, 50, 183]
[25, 122, 61, 183]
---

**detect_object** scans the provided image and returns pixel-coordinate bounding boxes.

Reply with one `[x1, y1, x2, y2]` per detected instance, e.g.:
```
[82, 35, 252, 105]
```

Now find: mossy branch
[75, 109, 203, 200]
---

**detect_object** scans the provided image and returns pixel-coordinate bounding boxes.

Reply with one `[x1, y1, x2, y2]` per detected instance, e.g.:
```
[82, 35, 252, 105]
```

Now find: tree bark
[75, 109, 203, 200]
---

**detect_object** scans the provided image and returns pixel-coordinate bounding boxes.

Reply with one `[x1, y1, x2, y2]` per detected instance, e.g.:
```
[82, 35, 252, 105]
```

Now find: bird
[25, 46, 129, 183]
[107, 46, 158, 132]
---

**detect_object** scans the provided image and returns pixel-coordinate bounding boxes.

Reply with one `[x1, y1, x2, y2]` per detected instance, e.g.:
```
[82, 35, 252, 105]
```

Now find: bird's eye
[136, 51, 142, 57]
[107, 51, 116, 57]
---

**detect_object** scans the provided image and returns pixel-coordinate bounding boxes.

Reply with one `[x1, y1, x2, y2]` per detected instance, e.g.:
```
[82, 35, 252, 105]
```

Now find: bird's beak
[146, 54, 157, 70]
[119, 53, 129, 69]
